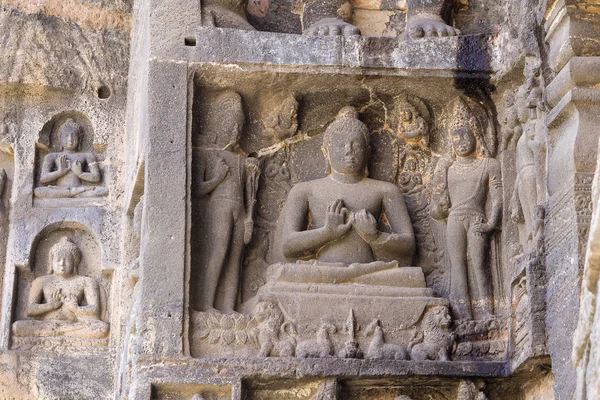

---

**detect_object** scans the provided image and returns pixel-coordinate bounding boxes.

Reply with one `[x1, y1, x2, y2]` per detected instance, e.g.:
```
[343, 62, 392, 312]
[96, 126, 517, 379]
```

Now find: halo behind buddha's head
[49, 237, 81, 274]
[322, 106, 370, 156]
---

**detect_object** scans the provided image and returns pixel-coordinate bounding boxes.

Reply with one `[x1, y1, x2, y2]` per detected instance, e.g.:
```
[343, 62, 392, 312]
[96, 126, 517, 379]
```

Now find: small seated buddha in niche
[272, 106, 417, 286]
[12, 237, 109, 339]
[35, 118, 108, 199]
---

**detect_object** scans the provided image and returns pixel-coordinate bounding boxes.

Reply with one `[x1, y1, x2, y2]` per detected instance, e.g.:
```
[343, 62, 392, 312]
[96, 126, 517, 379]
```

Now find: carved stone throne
[242, 260, 447, 344]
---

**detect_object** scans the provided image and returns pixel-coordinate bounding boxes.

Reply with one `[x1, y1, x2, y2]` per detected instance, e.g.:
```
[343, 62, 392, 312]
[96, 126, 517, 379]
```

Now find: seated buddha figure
[34, 118, 108, 199]
[270, 106, 417, 287]
[13, 237, 109, 339]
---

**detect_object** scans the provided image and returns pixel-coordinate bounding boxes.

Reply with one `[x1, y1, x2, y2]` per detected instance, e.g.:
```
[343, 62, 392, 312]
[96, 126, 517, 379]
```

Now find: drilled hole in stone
[97, 85, 111, 99]
[184, 37, 197, 46]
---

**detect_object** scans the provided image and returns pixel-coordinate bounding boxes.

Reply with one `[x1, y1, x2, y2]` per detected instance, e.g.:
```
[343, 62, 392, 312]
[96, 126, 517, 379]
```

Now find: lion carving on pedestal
[252, 297, 297, 357]
[408, 305, 455, 361]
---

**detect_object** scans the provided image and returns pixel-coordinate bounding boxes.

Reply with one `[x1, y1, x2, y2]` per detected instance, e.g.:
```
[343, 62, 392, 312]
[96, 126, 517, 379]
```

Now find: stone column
[543, 2, 600, 397]
[121, 1, 201, 398]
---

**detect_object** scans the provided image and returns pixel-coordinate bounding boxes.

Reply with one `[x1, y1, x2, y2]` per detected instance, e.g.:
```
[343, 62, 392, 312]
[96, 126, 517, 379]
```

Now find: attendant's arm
[471, 159, 503, 235]
[282, 189, 351, 259]
[487, 159, 503, 228]
[39, 154, 69, 184]
[27, 279, 61, 317]
[193, 156, 228, 198]
[430, 162, 451, 220]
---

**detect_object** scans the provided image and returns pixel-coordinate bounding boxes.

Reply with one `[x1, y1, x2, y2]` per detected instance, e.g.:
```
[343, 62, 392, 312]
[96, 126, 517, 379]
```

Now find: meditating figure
[275, 106, 416, 285]
[13, 237, 109, 339]
[431, 124, 502, 320]
[35, 118, 107, 199]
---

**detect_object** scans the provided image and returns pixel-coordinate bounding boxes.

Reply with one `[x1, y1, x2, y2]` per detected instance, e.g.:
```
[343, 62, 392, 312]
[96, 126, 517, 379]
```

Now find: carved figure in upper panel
[192, 91, 260, 313]
[12, 237, 109, 340]
[499, 90, 520, 151]
[277, 106, 416, 283]
[456, 380, 488, 400]
[256, 92, 299, 256]
[510, 121, 540, 253]
[242, 93, 300, 301]
[201, 0, 458, 37]
[35, 118, 107, 199]
[510, 59, 547, 254]
[431, 98, 502, 321]
[393, 95, 443, 288]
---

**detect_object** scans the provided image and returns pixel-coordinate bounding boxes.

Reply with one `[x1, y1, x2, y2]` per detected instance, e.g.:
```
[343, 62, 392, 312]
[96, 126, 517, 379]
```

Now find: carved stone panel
[187, 67, 507, 363]
[12, 226, 111, 348]
[34, 112, 108, 207]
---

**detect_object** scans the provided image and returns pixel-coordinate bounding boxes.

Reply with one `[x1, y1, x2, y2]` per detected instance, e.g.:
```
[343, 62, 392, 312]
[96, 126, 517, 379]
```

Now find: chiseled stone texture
[0, 0, 597, 399]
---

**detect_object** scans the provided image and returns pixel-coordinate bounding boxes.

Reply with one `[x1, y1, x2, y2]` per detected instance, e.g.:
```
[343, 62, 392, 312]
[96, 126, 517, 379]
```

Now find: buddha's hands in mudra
[352, 209, 378, 243]
[48, 289, 63, 310]
[57, 155, 71, 175]
[63, 294, 80, 313]
[324, 199, 352, 240]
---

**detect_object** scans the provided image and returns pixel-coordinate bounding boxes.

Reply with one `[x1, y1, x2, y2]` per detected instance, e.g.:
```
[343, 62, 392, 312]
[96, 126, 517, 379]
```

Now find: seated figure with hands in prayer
[274, 106, 417, 286]
[13, 237, 109, 339]
[35, 118, 107, 199]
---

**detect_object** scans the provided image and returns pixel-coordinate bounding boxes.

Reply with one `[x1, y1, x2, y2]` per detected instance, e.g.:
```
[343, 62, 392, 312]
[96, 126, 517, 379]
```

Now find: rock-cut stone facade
[1, 0, 600, 399]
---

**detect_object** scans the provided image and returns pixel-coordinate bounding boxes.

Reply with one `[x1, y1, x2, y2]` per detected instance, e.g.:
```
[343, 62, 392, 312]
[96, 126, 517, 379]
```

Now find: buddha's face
[59, 124, 80, 151]
[52, 251, 75, 276]
[452, 128, 476, 157]
[327, 129, 367, 175]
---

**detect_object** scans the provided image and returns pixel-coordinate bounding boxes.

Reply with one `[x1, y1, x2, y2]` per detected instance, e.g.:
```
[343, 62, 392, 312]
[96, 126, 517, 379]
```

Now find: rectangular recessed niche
[185, 37, 197, 46]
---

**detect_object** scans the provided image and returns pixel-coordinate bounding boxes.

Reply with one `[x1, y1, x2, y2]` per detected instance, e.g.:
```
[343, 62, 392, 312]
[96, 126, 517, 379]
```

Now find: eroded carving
[431, 98, 502, 321]
[393, 95, 444, 293]
[405, 0, 459, 38]
[457, 380, 487, 400]
[191, 297, 296, 357]
[365, 318, 408, 360]
[242, 92, 300, 301]
[408, 305, 454, 361]
[261, 92, 300, 142]
[509, 59, 547, 255]
[296, 322, 337, 358]
[253, 297, 297, 357]
[12, 237, 109, 342]
[35, 118, 107, 199]
[452, 318, 506, 360]
[191, 91, 260, 313]
[338, 309, 363, 359]
[202, 0, 267, 30]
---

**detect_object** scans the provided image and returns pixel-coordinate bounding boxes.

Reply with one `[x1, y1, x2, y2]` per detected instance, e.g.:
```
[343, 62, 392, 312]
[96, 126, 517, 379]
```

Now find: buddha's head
[56, 118, 82, 152]
[211, 91, 244, 149]
[322, 106, 370, 176]
[49, 237, 81, 277]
